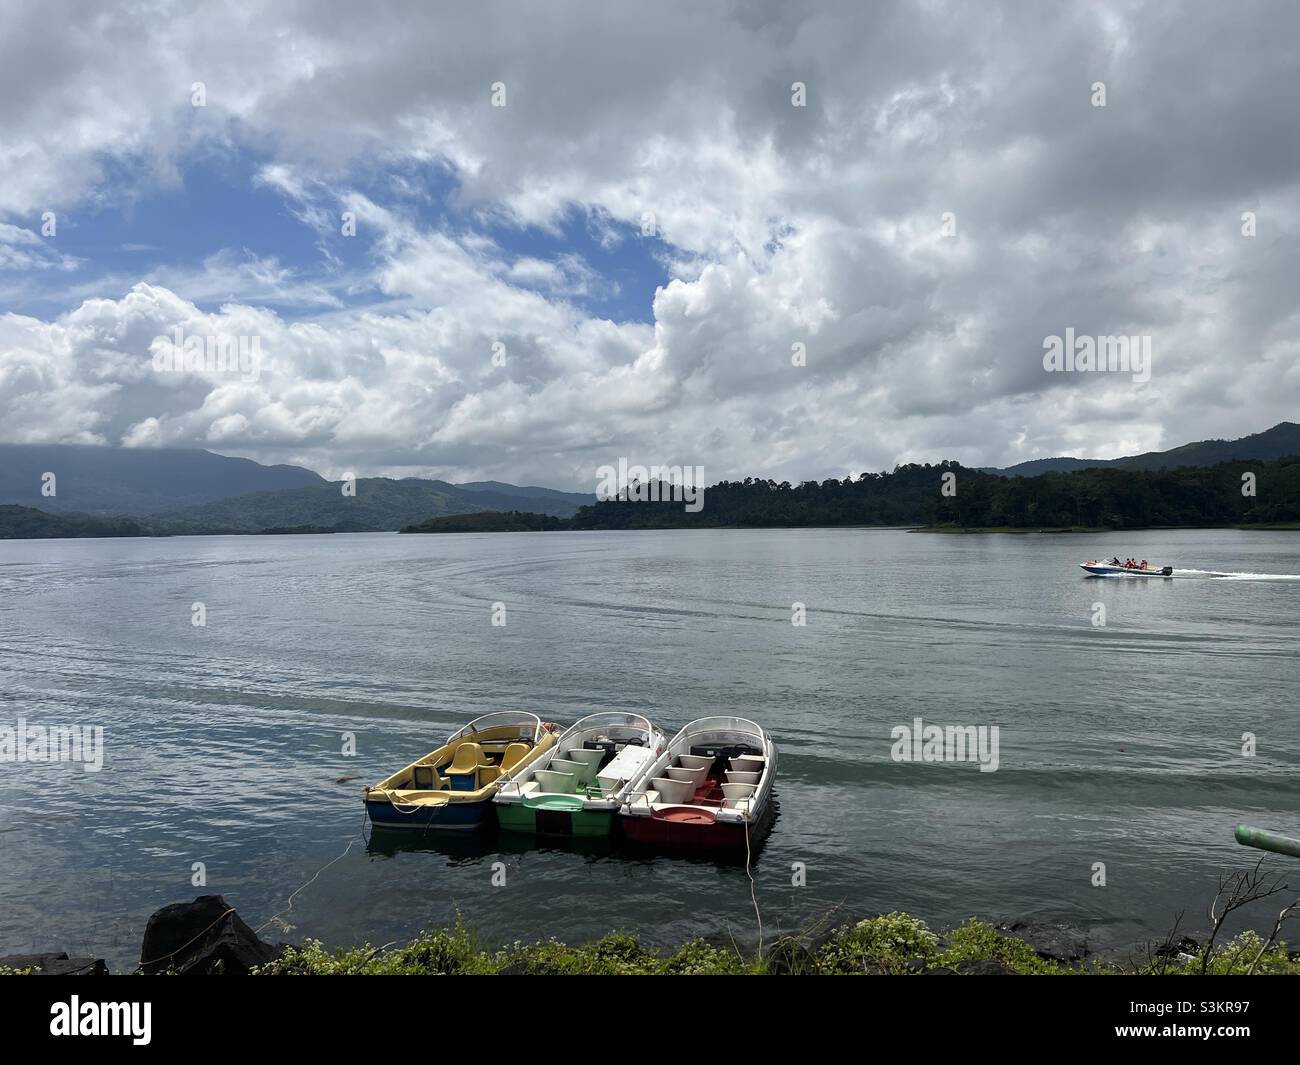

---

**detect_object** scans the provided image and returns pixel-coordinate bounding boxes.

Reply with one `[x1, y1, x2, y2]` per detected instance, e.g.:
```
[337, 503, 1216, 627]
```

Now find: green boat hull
[496, 797, 617, 837]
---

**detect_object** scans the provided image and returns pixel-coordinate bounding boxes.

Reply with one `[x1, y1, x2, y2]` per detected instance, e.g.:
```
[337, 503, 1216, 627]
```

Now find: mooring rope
[134, 907, 237, 973]
[255, 806, 369, 936]
[743, 802, 763, 960]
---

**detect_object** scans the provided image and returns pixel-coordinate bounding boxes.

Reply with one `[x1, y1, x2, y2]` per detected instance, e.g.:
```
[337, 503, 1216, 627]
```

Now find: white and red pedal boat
[620, 716, 776, 850]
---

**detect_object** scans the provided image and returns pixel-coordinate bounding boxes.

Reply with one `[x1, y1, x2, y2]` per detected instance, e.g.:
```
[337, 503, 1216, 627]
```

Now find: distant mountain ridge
[984, 422, 1300, 477]
[1, 426, 1294, 539]
[455, 481, 593, 507]
[0, 444, 324, 514]
[151, 478, 589, 533]
[0, 444, 594, 532]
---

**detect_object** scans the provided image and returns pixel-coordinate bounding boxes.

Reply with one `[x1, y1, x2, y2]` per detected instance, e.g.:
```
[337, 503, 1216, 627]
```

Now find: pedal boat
[365, 712, 557, 831]
[620, 716, 776, 850]
[494, 712, 664, 837]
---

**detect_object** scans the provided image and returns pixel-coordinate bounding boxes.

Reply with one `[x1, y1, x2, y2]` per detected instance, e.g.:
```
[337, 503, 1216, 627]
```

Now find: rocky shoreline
[4, 895, 1296, 976]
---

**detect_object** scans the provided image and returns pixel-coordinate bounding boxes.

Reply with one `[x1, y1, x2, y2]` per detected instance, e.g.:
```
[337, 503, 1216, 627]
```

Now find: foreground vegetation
[252, 914, 1300, 976]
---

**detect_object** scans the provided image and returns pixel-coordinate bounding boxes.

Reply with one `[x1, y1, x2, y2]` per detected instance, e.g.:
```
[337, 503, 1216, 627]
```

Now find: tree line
[563, 456, 1300, 530]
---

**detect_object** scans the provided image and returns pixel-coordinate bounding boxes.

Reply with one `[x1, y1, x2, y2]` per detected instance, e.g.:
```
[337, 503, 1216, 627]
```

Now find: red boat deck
[628, 763, 768, 848]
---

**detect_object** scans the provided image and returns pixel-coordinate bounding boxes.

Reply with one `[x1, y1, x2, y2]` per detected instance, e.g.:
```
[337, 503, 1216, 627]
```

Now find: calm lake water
[1, 527, 1297, 969]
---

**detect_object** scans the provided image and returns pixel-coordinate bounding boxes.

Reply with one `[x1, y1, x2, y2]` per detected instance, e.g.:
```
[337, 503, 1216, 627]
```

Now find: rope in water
[255, 806, 369, 936]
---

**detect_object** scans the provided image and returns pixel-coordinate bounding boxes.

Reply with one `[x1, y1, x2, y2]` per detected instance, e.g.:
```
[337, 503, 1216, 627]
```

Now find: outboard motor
[1161, 565, 1173, 576]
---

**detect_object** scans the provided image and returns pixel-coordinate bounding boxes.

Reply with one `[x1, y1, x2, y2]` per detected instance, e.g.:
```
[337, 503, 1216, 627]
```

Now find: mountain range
[0, 443, 322, 513]
[0, 423, 1296, 538]
[982, 422, 1300, 476]
[151, 477, 591, 533]
[0, 444, 593, 533]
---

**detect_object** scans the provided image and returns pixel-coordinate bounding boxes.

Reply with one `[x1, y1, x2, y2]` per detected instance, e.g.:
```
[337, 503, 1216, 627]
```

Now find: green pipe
[1235, 824, 1300, 859]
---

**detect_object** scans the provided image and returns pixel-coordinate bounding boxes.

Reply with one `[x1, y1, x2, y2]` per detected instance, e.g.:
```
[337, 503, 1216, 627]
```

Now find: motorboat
[1080, 560, 1174, 577]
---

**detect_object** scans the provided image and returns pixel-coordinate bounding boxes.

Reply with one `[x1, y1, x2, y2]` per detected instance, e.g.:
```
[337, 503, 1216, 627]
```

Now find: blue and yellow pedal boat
[365, 713, 558, 831]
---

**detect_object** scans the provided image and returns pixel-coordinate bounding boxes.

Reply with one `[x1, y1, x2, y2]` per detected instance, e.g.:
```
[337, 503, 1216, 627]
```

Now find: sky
[1, 0, 1297, 489]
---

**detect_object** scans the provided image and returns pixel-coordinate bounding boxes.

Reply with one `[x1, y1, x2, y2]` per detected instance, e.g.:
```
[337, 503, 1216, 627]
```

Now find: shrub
[814, 912, 940, 973]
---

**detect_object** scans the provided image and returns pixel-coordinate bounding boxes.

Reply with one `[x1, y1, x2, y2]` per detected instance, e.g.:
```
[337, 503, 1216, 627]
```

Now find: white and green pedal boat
[494, 712, 665, 837]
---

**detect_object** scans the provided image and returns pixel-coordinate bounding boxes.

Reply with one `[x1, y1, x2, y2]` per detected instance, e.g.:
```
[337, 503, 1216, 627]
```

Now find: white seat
[666, 764, 708, 788]
[652, 777, 695, 804]
[552, 758, 596, 786]
[535, 769, 576, 793]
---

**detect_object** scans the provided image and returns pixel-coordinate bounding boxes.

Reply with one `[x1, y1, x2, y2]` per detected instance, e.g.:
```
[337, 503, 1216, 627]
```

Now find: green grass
[249, 913, 1300, 976]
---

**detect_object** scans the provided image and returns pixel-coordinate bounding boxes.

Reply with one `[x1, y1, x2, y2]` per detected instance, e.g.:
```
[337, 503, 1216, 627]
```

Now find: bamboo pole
[1235, 824, 1300, 859]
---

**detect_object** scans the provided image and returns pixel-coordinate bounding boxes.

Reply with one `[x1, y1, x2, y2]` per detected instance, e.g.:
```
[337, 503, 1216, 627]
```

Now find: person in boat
[1140, 559, 1148, 570]
[1109, 556, 1121, 566]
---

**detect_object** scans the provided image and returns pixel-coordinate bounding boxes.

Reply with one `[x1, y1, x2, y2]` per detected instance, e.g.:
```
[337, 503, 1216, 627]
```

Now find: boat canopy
[448, 711, 545, 744]
[664, 715, 766, 747]
[561, 711, 657, 738]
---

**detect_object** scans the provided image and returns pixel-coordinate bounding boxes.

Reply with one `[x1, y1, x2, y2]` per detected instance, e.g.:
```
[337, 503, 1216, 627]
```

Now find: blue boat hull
[365, 796, 493, 831]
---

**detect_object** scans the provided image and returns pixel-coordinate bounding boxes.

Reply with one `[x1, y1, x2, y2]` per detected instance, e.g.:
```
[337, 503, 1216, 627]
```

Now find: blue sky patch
[2, 149, 672, 325]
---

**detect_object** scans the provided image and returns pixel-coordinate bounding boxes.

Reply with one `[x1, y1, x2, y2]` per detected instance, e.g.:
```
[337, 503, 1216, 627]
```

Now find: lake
[1, 527, 1297, 969]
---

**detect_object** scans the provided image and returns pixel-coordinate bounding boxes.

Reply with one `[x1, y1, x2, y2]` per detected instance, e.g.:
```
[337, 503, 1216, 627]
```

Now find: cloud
[1, 1, 1298, 486]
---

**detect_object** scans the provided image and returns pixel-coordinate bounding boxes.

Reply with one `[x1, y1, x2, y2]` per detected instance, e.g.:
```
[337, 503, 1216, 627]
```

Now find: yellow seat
[500, 742, 530, 775]
[447, 741, 486, 778]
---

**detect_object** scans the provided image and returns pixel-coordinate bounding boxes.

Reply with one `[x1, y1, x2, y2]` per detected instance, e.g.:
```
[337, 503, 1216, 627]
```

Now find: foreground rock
[139, 895, 283, 975]
[0, 951, 108, 975]
[997, 919, 1090, 963]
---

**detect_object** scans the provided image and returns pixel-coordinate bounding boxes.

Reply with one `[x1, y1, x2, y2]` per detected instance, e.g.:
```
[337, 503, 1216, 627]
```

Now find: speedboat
[494, 712, 665, 837]
[1080, 560, 1174, 577]
[365, 712, 558, 831]
[620, 716, 776, 850]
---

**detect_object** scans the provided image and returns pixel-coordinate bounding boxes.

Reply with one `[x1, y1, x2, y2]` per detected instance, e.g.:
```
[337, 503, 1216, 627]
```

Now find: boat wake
[1191, 570, 1300, 582]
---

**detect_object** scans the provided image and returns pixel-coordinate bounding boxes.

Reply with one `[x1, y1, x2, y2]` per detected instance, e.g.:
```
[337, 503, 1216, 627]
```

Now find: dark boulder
[997, 919, 1089, 963]
[0, 951, 108, 975]
[139, 895, 282, 975]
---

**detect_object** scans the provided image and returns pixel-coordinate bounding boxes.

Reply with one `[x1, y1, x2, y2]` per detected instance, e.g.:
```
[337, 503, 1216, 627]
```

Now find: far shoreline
[4, 521, 1300, 543]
